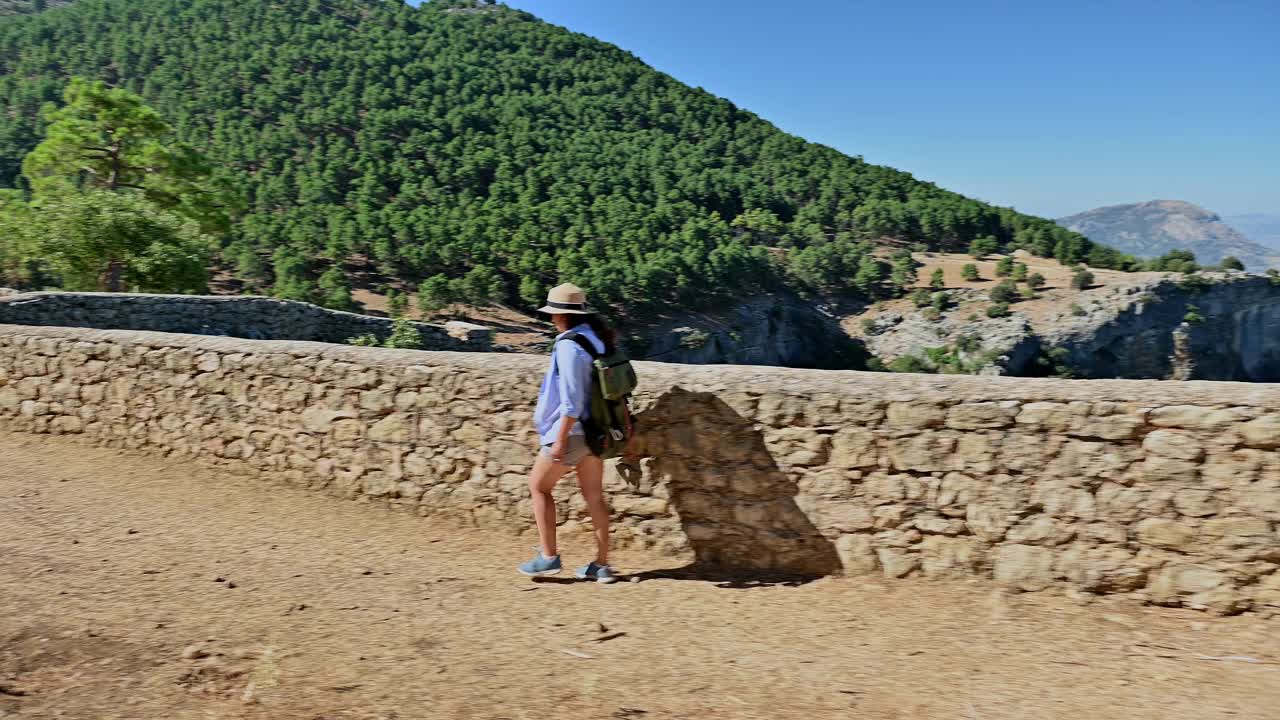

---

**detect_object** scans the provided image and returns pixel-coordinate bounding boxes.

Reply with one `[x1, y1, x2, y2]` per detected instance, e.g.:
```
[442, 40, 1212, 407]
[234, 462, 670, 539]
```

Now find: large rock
[1142, 429, 1205, 461]
[993, 544, 1056, 591]
[1148, 405, 1237, 432]
[875, 547, 919, 578]
[1135, 518, 1197, 549]
[1239, 415, 1280, 448]
[829, 427, 877, 468]
[945, 401, 1018, 430]
[1147, 565, 1243, 614]
[835, 534, 878, 576]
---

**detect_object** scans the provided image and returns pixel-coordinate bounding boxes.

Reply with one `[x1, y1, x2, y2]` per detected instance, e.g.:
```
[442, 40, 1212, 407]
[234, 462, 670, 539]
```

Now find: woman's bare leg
[575, 455, 610, 565]
[529, 453, 570, 557]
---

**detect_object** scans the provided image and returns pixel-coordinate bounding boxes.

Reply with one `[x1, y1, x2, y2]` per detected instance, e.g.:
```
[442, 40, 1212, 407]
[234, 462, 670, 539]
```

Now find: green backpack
[560, 332, 638, 459]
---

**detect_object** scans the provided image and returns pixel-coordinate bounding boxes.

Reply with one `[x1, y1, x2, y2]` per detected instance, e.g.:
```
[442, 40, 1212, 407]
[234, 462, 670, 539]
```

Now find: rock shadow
[628, 387, 840, 585]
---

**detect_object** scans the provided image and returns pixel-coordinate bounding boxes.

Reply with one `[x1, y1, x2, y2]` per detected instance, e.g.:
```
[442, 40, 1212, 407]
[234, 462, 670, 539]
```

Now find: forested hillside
[0, 0, 1135, 314]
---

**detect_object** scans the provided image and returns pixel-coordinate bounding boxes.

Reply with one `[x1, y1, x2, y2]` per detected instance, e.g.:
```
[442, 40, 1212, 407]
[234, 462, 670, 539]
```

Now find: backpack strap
[559, 331, 602, 360]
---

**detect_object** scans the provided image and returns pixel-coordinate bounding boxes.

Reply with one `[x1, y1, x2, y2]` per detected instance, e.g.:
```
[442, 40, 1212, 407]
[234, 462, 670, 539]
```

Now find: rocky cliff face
[633, 294, 867, 370]
[1037, 274, 1280, 382]
[1058, 200, 1279, 270]
[858, 273, 1280, 382]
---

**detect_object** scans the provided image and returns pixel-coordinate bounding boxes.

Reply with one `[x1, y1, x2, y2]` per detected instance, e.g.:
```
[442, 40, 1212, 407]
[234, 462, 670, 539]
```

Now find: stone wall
[1, 322, 1279, 614]
[0, 292, 496, 350]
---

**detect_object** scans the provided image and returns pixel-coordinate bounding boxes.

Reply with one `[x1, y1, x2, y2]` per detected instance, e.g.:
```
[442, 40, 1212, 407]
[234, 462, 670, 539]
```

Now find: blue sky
[419, 1, 1279, 219]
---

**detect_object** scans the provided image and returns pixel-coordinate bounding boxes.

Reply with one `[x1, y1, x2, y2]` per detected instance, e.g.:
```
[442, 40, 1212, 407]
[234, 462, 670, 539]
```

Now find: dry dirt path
[2, 432, 1277, 720]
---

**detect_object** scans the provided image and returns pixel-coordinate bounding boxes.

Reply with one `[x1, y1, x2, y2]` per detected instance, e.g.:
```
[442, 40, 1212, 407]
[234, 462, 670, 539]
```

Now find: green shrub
[384, 317, 424, 349]
[910, 288, 932, 307]
[679, 329, 711, 349]
[1184, 304, 1205, 324]
[986, 302, 1010, 318]
[1070, 303, 1086, 316]
[347, 317, 424, 350]
[1145, 250, 1199, 273]
[1026, 272, 1046, 289]
[1219, 256, 1245, 271]
[1178, 273, 1214, 293]
[921, 307, 941, 321]
[1071, 268, 1095, 290]
[888, 355, 931, 373]
[860, 318, 877, 335]
[1268, 269, 1280, 286]
[969, 236, 999, 259]
[961, 263, 980, 282]
[995, 256, 1014, 277]
[989, 280, 1018, 304]
[1018, 285, 1037, 300]
[1011, 262, 1028, 282]
[929, 268, 945, 289]
[386, 288, 408, 318]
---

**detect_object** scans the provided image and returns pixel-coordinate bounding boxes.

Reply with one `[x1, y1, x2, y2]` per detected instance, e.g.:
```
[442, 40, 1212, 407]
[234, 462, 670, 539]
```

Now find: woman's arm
[550, 340, 592, 461]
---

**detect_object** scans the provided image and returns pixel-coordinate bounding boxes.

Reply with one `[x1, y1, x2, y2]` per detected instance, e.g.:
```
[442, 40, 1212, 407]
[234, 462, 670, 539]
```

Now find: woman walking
[517, 283, 618, 583]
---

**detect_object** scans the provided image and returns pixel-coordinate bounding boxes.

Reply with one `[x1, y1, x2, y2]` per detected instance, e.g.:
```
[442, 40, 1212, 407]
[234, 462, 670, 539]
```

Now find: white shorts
[540, 435, 592, 467]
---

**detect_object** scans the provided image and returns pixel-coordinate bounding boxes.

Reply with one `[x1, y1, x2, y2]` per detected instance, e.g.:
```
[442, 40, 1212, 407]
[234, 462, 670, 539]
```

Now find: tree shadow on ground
[622, 387, 841, 587]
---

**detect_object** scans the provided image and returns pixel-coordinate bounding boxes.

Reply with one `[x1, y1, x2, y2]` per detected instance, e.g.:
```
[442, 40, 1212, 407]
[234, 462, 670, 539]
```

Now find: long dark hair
[580, 313, 617, 355]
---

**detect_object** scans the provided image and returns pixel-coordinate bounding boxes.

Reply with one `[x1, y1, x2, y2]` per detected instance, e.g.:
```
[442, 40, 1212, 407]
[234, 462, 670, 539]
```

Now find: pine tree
[318, 265, 357, 312]
[417, 274, 454, 313]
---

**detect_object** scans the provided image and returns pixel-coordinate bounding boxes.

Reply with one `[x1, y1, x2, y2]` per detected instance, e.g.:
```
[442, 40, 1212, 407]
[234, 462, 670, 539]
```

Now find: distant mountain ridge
[1057, 200, 1279, 270]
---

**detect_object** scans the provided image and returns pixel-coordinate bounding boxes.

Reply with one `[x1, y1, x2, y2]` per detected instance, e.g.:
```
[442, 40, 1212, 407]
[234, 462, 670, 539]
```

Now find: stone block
[945, 401, 1018, 430]
[1239, 415, 1280, 448]
[1201, 516, 1271, 538]
[1015, 401, 1086, 432]
[1172, 488, 1219, 518]
[919, 536, 983, 579]
[886, 402, 945, 429]
[993, 544, 1056, 591]
[836, 534, 878, 576]
[1006, 514, 1075, 545]
[888, 431, 959, 472]
[368, 413, 414, 444]
[1148, 405, 1237, 432]
[1135, 517, 1196, 549]
[861, 472, 906, 503]
[1140, 455, 1199, 484]
[1147, 565, 1242, 614]
[875, 547, 919, 578]
[818, 503, 875, 532]
[1142, 430, 1205, 461]
[829, 427, 877, 468]
[966, 502, 1014, 542]
[1055, 545, 1145, 592]
[332, 419, 366, 446]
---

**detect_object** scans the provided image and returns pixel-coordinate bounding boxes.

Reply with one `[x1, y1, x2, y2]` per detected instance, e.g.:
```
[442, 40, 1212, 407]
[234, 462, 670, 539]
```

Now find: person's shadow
[621, 386, 841, 587]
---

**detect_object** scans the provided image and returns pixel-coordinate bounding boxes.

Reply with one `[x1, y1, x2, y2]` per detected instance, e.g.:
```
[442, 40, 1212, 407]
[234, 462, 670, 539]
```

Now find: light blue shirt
[533, 323, 603, 445]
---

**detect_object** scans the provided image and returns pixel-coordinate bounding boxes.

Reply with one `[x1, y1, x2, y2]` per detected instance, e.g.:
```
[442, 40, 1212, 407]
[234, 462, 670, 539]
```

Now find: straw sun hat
[537, 283, 592, 315]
